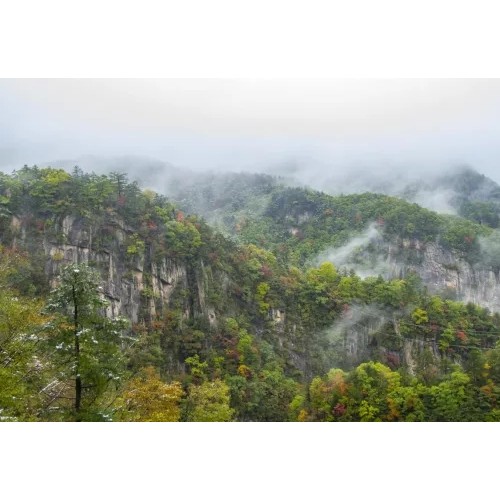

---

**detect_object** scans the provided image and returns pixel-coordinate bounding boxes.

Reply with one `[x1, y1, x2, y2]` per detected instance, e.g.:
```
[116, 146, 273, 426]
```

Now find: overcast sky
[1, 78, 500, 183]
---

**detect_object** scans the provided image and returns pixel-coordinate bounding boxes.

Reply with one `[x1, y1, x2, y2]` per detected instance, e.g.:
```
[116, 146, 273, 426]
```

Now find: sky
[1, 78, 500, 185]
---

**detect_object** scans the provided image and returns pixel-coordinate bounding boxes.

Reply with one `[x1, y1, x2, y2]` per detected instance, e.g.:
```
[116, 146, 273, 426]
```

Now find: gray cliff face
[9, 213, 497, 374]
[333, 309, 443, 374]
[12, 215, 206, 324]
[333, 238, 500, 368]
[419, 243, 500, 310]
[382, 239, 500, 312]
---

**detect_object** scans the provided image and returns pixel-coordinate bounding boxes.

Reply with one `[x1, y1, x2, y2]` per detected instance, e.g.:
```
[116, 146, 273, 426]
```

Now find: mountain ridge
[2, 164, 500, 421]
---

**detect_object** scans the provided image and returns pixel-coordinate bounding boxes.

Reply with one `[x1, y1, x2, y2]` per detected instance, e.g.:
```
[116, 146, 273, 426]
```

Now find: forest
[2, 165, 500, 421]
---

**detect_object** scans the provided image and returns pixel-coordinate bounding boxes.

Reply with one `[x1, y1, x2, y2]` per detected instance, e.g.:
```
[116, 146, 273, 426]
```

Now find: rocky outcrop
[330, 306, 444, 373]
[10, 214, 210, 323]
[376, 239, 500, 311]
[326, 237, 500, 369]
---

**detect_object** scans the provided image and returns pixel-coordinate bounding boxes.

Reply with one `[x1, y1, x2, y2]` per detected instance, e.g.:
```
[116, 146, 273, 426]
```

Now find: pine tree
[45, 263, 128, 421]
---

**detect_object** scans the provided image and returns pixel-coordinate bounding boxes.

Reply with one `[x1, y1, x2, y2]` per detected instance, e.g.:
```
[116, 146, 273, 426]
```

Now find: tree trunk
[73, 285, 82, 421]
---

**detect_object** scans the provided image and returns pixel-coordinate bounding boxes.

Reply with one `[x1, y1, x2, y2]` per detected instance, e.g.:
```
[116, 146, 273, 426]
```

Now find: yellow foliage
[412, 307, 429, 325]
[298, 409, 309, 422]
[116, 367, 184, 422]
[237, 364, 252, 379]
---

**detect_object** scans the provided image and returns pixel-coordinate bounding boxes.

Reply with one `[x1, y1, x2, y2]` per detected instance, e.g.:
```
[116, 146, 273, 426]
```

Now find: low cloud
[316, 223, 392, 278]
[410, 189, 457, 215]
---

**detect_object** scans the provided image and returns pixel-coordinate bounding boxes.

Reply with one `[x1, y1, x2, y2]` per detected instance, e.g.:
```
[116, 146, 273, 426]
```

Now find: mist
[3, 79, 500, 201]
[479, 230, 500, 273]
[324, 303, 400, 367]
[327, 303, 392, 341]
[314, 222, 398, 280]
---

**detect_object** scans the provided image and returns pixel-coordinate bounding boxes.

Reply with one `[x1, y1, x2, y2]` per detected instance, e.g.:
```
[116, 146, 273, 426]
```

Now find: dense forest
[2, 165, 500, 421]
[171, 169, 497, 266]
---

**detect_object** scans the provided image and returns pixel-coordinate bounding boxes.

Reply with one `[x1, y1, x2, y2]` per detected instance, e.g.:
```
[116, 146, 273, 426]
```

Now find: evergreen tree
[45, 263, 128, 421]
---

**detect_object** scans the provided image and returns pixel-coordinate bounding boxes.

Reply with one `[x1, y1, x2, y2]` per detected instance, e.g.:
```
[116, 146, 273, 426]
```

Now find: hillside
[2, 166, 500, 421]
[172, 170, 500, 309]
[274, 164, 500, 227]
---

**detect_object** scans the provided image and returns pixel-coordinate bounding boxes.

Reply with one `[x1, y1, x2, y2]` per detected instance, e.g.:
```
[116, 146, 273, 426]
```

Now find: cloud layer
[2, 79, 500, 184]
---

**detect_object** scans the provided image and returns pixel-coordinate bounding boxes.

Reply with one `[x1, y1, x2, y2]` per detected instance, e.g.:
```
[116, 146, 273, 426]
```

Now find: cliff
[386, 239, 500, 312]
[8, 213, 216, 326]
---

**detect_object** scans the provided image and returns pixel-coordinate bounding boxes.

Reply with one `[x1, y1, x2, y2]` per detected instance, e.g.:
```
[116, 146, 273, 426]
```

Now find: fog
[315, 223, 388, 277]
[324, 303, 401, 368]
[314, 221, 403, 280]
[479, 230, 500, 272]
[2, 79, 500, 196]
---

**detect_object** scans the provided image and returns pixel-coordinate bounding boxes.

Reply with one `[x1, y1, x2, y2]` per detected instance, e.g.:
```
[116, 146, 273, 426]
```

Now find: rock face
[353, 236, 500, 312]
[336, 311, 442, 374]
[335, 238, 500, 368]
[7, 212, 498, 375]
[10, 214, 210, 324]
[387, 241, 500, 312]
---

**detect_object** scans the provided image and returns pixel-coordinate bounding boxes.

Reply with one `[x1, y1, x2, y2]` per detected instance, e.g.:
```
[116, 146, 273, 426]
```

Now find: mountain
[2, 165, 500, 422]
[400, 166, 500, 227]
[281, 163, 500, 227]
[171, 169, 500, 310]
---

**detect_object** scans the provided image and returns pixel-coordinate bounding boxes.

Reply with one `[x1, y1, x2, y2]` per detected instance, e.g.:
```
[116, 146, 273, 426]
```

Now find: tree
[425, 369, 476, 421]
[164, 219, 202, 259]
[45, 263, 128, 421]
[347, 362, 402, 422]
[227, 367, 299, 421]
[0, 247, 49, 421]
[183, 379, 234, 422]
[114, 367, 183, 422]
[308, 368, 349, 421]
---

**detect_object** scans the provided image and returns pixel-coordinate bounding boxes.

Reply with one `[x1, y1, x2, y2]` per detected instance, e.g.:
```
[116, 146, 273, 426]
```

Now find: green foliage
[184, 379, 234, 422]
[347, 362, 402, 421]
[440, 215, 486, 258]
[185, 354, 209, 383]
[426, 369, 476, 421]
[0, 247, 51, 421]
[126, 234, 146, 256]
[174, 174, 491, 266]
[164, 219, 202, 259]
[302, 362, 483, 422]
[227, 367, 300, 422]
[412, 307, 429, 325]
[44, 263, 128, 421]
[3, 166, 500, 421]
[0, 289, 48, 420]
[255, 282, 271, 315]
[460, 200, 500, 228]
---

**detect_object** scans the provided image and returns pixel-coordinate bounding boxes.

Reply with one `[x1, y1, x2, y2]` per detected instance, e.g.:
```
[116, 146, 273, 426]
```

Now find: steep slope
[4, 166, 500, 421]
[0, 168, 267, 368]
[172, 172, 500, 310]
[401, 166, 500, 227]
